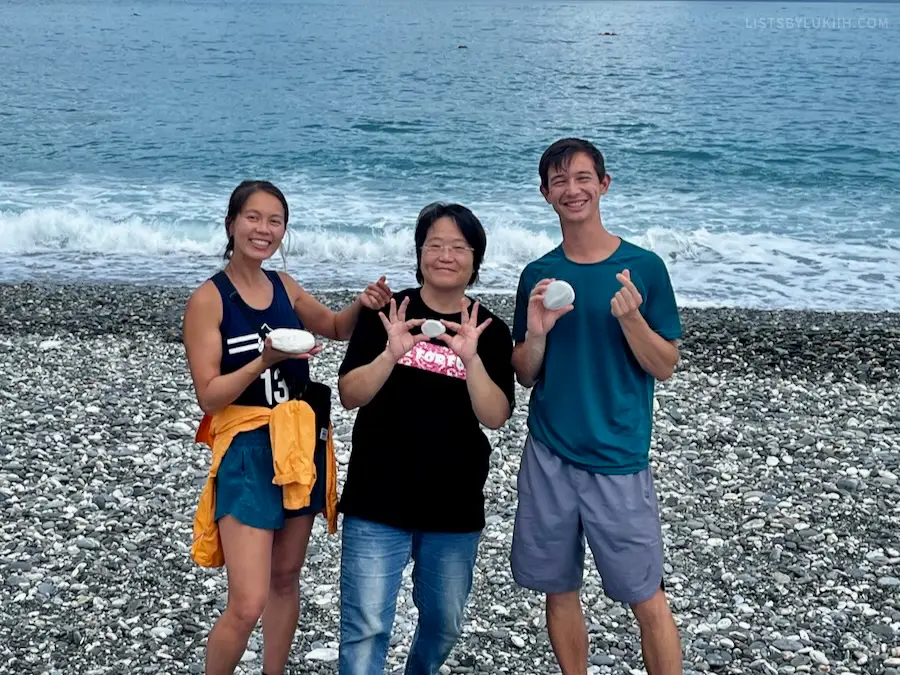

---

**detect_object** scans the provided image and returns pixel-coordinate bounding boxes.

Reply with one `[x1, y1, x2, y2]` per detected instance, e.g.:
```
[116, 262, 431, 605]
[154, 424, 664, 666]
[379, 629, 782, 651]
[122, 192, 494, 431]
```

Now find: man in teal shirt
[510, 138, 683, 675]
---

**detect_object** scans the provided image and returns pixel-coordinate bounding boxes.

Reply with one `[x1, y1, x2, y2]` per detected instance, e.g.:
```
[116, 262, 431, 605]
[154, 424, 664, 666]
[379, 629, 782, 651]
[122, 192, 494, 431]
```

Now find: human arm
[338, 350, 398, 410]
[337, 296, 426, 409]
[511, 334, 546, 389]
[462, 355, 510, 429]
[182, 283, 319, 415]
[280, 273, 392, 341]
[617, 313, 679, 381]
[611, 268, 681, 381]
[510, 277, 572, 388]
[438, 300, 514, 429]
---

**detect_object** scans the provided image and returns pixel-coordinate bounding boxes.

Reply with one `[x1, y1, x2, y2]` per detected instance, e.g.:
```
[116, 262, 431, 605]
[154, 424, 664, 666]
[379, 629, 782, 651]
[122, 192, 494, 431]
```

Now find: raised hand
[359, 275, 393, 310]
[527, 278, 573, 338]
[611, 269, 642, 319]
[438, 298, 493, 366]
[379, 296, 427, 361]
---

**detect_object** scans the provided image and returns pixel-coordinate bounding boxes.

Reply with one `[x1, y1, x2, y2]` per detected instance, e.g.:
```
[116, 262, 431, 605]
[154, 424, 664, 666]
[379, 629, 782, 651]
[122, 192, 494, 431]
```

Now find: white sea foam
[1, 180, 897, 311]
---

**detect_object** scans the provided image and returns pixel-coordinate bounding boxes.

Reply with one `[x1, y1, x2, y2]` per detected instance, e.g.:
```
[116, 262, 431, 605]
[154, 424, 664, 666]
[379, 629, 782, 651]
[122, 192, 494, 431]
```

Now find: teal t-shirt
[513, 239, 682, 474]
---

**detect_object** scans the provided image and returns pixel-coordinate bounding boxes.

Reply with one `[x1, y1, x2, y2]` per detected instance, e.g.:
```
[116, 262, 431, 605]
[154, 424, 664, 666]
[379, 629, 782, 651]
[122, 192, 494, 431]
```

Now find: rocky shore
[0, 282, 898, 675]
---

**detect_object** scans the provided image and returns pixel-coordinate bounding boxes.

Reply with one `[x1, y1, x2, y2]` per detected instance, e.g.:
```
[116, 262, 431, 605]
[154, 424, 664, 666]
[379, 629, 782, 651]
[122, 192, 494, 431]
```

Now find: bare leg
[261, 515, 315, 675]
[546, 591, 588, 675]
[631, 588, 682, 675]
[205, 516, 273, 675]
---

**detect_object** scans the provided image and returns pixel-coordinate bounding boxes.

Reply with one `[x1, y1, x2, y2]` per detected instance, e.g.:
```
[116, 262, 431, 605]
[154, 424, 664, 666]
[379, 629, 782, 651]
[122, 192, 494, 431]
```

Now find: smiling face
[419, 216, 475, 292]
[540, 151, 610, 226]
[227, 190, 286, 261]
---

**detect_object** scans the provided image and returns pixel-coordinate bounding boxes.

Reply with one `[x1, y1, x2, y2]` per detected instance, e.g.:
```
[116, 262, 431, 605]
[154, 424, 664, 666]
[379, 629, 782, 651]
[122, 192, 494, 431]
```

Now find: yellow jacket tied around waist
[191, 399, 338, 567]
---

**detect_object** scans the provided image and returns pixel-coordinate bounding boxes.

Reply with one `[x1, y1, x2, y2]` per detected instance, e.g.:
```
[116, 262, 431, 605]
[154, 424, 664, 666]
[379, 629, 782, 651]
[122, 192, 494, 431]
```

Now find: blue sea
[1, 0, 898, 311]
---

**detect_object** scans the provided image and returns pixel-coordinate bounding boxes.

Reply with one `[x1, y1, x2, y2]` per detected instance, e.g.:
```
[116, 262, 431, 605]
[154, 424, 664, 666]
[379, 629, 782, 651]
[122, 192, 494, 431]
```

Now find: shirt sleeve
[479, 314, 516, 410]
[644, 257, 683, 341]
[512, 267, 531, 344]
[338, 304, 388, 377]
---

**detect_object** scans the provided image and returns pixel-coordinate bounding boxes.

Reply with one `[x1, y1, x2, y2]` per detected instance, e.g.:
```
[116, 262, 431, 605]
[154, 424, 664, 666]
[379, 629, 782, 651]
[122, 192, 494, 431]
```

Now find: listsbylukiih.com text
[746, 17, 889, 30]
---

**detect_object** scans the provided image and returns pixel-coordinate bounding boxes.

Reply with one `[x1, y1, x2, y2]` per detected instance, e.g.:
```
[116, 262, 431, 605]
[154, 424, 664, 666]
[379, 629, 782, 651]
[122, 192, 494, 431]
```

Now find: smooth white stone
[268, 328, 316, 353]
[543, 280, 575, 311]
[421, 319, 446, 338]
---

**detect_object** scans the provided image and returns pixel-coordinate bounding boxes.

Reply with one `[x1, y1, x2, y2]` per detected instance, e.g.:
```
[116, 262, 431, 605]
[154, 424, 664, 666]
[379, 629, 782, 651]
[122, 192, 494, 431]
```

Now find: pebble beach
[1, 283, 899, 675]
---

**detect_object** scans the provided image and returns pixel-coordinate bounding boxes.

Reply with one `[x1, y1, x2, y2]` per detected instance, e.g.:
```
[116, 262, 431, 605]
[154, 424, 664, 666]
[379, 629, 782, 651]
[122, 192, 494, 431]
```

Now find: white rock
[421, 319, 446, 338]
[511, 635, 526, 648]
[305, 647, 339, 661]
[149, 627, 172, 639]
[38, 339, 62, 351]
[810, 650, 828, 666]
[171, 422, 192, 435]
[543, 280, 575, 311]
[269, 328, 316, 354]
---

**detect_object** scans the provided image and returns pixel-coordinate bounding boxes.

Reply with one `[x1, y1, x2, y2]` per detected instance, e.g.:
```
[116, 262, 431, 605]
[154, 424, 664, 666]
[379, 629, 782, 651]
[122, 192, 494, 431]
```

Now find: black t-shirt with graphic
[337, 287, 516, 533]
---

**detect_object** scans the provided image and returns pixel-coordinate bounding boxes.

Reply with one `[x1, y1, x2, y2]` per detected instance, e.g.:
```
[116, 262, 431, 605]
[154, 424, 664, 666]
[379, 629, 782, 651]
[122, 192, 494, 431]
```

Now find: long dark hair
[223, 180, 290, 260]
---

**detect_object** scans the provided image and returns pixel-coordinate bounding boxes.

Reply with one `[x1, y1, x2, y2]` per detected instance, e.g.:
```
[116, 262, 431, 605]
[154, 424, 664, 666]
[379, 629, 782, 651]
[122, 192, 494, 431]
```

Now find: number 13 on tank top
[260, 368, 289, 405]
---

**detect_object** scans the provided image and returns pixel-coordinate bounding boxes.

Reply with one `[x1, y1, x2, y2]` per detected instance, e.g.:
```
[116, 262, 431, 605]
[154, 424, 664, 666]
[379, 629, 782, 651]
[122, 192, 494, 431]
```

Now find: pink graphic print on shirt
[397, 342, 467, 380]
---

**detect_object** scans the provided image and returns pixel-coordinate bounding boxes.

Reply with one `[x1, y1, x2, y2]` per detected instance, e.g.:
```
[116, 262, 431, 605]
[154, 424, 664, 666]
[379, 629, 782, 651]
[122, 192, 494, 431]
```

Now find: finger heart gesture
[437, 298, 492, 366]
[611, 269, 643, 319]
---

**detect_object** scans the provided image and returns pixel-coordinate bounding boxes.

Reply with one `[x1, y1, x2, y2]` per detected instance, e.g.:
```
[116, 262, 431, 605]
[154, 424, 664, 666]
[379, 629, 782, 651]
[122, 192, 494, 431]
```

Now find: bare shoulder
[184, 279, 223, 326]
[276, 271, 305, 303]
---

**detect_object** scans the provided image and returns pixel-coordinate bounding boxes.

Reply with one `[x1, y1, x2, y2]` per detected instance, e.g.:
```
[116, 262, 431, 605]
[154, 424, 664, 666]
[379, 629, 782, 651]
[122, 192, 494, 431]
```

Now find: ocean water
[1, 0, 899, 311]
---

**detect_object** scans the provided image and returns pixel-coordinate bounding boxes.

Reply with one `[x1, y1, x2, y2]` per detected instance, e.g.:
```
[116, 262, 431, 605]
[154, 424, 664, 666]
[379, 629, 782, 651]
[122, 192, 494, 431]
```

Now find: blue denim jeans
[338, 516, 481, 675]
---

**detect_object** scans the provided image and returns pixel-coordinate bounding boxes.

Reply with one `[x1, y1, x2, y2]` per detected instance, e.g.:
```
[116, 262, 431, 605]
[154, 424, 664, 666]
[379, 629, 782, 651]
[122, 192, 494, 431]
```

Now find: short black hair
[414, 202, 487, 287]
[538, 138, 606, 190]
[223, 180, 289, 260]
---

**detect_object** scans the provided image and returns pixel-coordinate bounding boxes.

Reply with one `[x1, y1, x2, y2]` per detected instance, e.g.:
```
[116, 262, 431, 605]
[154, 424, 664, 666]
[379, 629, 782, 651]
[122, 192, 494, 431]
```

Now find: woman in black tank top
[182, 181, 391, 675]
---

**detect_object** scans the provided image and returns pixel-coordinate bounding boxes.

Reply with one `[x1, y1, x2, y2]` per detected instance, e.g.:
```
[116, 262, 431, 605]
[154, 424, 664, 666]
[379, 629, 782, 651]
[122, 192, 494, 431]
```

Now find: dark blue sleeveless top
[211, 269, 310, 408]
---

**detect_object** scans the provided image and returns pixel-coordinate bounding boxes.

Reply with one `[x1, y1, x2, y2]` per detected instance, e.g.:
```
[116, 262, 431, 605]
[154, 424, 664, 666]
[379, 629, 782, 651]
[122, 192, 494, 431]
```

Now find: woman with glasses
[335, 202, 516, 675]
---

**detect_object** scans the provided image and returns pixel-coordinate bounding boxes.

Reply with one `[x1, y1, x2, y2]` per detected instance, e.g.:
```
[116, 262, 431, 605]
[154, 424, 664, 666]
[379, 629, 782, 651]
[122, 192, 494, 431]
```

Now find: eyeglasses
[421, 243, 474, 257]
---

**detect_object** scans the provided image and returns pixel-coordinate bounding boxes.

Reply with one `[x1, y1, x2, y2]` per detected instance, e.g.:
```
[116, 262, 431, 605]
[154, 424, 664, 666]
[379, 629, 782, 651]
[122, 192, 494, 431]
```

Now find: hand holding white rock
[268, 328, 316, 354]
[542, 280, 575, 311]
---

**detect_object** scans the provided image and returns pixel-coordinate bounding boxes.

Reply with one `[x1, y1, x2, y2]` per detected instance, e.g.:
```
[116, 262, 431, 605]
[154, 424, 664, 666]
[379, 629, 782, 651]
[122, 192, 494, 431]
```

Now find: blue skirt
[214, 426, 326, 530]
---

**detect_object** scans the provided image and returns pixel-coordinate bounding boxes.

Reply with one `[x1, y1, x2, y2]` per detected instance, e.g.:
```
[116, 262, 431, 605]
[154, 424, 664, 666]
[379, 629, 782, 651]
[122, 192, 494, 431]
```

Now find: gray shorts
[510, 434, 665, 605]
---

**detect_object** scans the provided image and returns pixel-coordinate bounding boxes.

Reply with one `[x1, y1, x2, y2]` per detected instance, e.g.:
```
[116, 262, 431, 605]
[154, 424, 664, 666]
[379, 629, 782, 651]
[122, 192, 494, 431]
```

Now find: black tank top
[211, 269, 310, 408]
